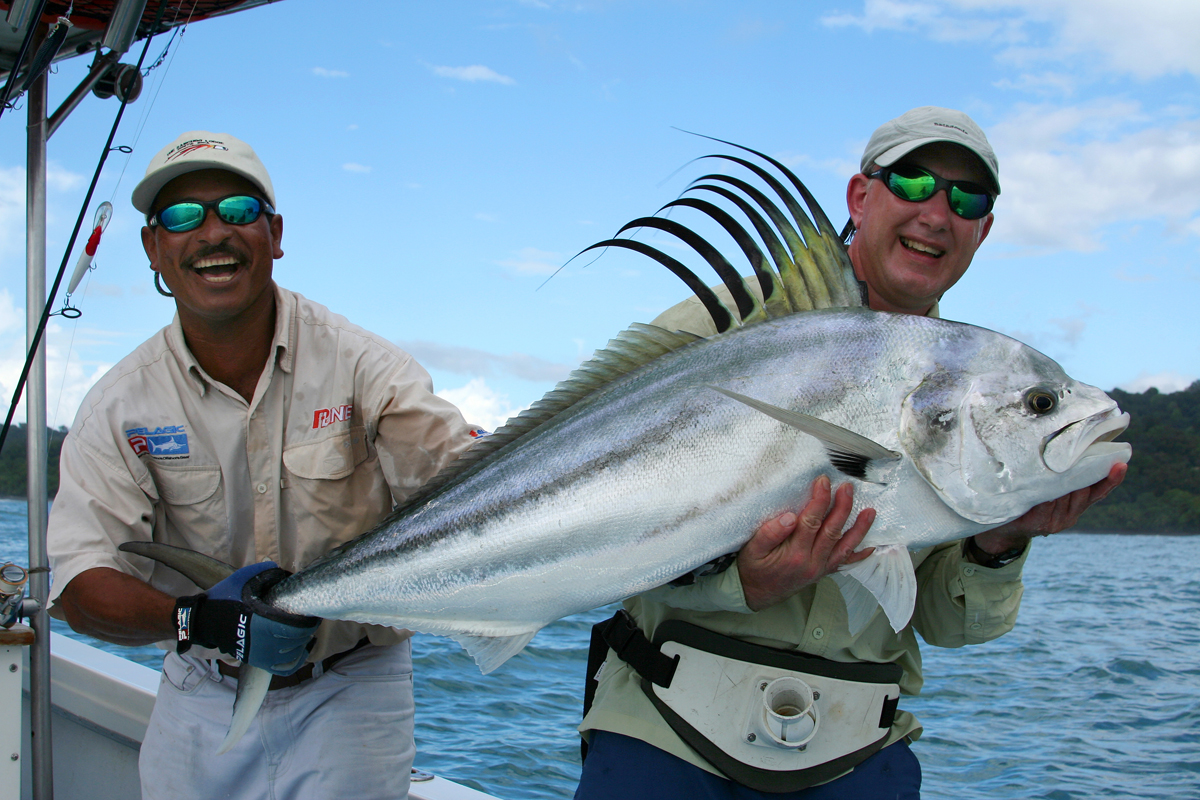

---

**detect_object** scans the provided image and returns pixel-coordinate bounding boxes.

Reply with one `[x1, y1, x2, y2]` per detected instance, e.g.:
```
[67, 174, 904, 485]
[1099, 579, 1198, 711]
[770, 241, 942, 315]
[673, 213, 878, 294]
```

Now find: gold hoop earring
[153, 272, 174, 298]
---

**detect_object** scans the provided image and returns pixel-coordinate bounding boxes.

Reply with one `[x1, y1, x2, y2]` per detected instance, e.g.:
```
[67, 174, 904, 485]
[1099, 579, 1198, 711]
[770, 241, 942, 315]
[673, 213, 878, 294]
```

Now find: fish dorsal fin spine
[387, 324, 704, 518]
[578, 133, 865, 335]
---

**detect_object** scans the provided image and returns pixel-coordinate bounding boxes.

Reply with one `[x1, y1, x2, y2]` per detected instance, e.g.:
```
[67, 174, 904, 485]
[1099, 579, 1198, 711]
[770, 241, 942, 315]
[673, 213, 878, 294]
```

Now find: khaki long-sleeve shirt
[48, 284, 477, 663]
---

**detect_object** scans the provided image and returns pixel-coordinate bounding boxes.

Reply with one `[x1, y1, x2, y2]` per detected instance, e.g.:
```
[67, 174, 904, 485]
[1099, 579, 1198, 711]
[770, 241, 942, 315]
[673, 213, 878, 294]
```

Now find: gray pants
[140, 640, 415, 800]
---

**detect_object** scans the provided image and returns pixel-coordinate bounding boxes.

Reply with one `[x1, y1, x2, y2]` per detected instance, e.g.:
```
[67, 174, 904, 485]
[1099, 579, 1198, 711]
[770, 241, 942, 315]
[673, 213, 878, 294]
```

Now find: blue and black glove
[173, 562, 320, 676]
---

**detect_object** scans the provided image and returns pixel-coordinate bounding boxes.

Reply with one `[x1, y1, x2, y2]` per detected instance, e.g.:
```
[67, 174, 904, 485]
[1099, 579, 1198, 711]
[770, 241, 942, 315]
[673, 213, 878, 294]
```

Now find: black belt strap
[581, 610, 679, 761]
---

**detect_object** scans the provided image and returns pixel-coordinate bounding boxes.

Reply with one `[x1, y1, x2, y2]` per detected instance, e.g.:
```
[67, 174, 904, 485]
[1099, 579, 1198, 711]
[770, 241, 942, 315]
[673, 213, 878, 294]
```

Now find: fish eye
[1025, 389, 1057, 415]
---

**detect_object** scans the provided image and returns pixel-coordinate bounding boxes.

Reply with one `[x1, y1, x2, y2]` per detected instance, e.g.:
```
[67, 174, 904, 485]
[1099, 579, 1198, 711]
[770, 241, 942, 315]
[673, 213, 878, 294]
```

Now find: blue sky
[1, 0, 1198, 430]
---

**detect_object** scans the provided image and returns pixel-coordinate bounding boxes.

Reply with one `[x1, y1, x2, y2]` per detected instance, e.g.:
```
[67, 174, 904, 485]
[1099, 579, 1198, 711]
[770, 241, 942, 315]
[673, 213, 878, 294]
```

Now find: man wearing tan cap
[575, 107, 1126, 799]
[46, 131, 481, 799]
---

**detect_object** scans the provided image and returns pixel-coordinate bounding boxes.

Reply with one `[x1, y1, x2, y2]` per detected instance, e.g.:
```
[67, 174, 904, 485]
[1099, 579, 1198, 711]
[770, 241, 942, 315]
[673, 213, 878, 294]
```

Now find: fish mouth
[1041, 408, 1131, 474]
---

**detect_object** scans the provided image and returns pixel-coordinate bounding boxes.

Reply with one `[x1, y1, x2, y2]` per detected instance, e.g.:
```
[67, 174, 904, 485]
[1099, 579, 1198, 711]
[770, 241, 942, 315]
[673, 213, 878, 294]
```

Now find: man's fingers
[831, 508, 876, 565]
[743, 510, 799, 559]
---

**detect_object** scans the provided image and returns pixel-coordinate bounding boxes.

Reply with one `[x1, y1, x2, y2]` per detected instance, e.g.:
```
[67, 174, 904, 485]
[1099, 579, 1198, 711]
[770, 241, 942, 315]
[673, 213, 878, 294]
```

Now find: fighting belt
[591, 612, 902, 793]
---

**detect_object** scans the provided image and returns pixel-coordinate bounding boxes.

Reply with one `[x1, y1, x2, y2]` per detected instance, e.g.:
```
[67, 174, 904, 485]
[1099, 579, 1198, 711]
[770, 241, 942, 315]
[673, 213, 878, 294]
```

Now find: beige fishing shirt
[48, 284, 478, 663]
[580, 287, 1030, 777]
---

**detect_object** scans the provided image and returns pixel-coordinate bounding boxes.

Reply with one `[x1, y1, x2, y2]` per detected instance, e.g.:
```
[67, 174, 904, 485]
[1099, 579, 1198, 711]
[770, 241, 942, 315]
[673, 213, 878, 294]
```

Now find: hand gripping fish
[122, 137, 1131, 752]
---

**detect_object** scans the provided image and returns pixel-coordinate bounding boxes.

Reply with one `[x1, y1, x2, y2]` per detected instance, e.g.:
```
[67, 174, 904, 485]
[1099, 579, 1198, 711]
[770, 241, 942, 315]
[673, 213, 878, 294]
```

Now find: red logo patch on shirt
[127, 435, 149, 456]
[313, 404, 353, 429]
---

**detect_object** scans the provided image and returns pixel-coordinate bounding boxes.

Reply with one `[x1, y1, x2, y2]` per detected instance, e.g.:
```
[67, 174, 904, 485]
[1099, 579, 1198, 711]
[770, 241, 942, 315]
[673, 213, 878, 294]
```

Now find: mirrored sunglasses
[149, 195, 274, 233]
[868, 165, 994, 220]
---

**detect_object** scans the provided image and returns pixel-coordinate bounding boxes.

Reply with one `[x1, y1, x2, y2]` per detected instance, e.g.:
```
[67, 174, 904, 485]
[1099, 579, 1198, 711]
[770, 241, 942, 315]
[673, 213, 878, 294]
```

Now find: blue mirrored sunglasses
[149, 195, 275, 233]
[867, 165, 994, 220]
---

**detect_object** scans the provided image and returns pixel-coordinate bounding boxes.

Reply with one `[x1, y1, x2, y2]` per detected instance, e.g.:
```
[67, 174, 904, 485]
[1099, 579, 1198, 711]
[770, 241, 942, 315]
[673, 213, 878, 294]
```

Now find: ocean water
[1, 497, 1197, 799]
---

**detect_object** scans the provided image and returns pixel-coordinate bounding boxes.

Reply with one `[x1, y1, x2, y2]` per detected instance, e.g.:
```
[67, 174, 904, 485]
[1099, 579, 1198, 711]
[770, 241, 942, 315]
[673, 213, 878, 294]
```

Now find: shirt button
[970, 622, 983, 631]
[250, 411, 257, 420]
[963, 566, 976, 577]
[811, 627, 824, 640]
[256, 483, 267, 494]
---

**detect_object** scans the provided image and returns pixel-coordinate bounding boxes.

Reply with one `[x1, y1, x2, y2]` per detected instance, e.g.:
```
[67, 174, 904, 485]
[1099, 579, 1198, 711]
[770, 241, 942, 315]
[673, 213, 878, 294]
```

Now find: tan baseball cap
[132, 131, 276, 214]
[861, 106, 1000, 194]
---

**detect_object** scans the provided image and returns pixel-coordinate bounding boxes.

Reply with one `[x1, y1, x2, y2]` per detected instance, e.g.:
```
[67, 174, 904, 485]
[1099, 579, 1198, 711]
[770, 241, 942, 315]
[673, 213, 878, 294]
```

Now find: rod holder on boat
[101, 0, 150, 58]
[749, 676, 820, 750]
[4, 0, 39, 32]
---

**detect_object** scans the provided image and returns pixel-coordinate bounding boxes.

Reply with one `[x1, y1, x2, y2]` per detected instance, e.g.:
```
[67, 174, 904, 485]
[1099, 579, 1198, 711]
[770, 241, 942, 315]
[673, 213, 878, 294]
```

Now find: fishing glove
[173, 561, 320, 676]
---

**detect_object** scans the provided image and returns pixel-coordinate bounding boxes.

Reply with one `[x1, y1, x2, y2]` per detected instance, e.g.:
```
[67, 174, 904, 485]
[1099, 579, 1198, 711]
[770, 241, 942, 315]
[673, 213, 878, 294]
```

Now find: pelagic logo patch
[126, 425, 189, 458]
[313, 404, 353, 429]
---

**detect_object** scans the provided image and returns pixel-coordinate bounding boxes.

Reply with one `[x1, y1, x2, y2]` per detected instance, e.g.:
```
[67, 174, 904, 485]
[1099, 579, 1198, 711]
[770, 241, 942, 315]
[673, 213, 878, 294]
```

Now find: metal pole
[25, 45, 54, 800]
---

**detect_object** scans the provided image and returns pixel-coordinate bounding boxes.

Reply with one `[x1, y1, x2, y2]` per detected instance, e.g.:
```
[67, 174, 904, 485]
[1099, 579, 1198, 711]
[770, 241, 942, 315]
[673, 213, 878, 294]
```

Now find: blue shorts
[575, 731, 921, 800]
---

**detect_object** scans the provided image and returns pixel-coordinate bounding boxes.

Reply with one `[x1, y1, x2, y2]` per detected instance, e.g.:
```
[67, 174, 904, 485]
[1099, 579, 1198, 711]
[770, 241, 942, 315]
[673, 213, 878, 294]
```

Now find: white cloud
[342, 163, 372, 173]
[437, 378, 526, 432]
[398, 339, 571, 383]
[430, 64, 515, 85]
[496, 247, 563, 276]
[988, 102, 1200, 251]
[312, 67, 349, 78]
[822, 0, 1200, 80]
[1118, 370, 1197, 394]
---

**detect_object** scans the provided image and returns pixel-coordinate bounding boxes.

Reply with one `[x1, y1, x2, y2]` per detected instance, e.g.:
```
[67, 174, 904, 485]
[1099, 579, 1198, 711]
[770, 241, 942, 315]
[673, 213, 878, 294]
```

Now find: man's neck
[178, 292, 277, 403]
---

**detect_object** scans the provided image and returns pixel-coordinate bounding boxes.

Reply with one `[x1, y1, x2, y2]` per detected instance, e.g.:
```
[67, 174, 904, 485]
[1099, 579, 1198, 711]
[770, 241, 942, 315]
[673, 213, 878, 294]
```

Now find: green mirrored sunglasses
[868, 165, 994, 220]
[149, 195, 275, 233]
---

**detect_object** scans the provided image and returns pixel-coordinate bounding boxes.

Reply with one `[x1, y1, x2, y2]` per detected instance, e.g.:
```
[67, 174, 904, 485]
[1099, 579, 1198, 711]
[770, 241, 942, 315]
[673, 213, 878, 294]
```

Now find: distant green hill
[0, 424, 68, 498]
[1, 382, 1196, 532]
[1074, 381, 1200, 534]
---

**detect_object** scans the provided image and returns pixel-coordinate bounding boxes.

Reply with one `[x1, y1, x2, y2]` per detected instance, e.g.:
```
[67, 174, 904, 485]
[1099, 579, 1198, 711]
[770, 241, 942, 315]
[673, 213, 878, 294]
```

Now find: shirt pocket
[282, 426, 369, 480]
[281, 426, 387, 565]
[145, 462, 229, 556]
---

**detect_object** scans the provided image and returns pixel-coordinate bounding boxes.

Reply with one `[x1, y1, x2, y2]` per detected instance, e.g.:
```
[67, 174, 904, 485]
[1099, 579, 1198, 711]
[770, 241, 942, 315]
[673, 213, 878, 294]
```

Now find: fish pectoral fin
[217, 663, 271, 754]
[827, 571, 879, 635]
[831, 544, 916, 634]
[452, 630, 539, 675]
[706, 385, 900, 482]
[118, 541, 236, 590]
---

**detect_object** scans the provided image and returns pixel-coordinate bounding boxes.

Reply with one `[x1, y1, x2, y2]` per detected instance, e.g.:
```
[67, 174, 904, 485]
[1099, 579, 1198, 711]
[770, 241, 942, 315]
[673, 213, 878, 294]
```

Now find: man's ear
[846, 172, 870, 230]
[975, 212, 994, 247]
[271, 213, 284, 260]
[141, 226, 157, 266]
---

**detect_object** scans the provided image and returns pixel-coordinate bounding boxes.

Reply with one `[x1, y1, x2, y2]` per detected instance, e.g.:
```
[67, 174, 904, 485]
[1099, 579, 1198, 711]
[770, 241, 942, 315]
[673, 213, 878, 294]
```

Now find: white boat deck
[15, 632, 498, 800]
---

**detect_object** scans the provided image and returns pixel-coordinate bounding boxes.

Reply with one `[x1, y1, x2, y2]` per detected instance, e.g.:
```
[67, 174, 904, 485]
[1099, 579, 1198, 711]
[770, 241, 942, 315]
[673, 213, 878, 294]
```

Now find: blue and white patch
[125, 425, 190, 459]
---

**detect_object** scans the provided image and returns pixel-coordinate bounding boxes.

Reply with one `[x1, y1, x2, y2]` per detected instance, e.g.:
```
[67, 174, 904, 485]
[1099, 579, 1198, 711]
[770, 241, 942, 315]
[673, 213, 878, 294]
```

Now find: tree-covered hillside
[1075, 381, 1199, 533]
[0, 382, 1196, 532]
[0, 425, 68, 498]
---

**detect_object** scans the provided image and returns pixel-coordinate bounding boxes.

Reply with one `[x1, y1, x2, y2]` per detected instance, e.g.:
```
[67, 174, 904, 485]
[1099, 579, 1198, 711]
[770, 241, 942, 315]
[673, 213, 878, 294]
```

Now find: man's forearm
[58, 567, 177, 647]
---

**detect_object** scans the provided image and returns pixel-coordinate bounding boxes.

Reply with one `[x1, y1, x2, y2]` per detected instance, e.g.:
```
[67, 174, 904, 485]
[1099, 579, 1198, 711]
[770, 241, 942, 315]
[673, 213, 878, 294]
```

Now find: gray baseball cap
[132, 131, 276, 214]
[861, 106, 1000, 194]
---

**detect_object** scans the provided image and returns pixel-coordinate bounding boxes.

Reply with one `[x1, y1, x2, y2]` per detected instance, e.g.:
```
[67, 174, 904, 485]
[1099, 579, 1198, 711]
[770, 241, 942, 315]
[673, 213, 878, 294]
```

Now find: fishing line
[0, 17, 161, 457]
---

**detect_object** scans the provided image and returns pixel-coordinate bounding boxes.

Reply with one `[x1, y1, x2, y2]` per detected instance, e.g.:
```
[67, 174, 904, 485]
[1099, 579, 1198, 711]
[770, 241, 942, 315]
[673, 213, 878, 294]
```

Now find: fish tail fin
[453, 630, 539, 674]
[217, 664, 271, 754]
[831, 544, 916, 634]
[118, 541, 235, 590]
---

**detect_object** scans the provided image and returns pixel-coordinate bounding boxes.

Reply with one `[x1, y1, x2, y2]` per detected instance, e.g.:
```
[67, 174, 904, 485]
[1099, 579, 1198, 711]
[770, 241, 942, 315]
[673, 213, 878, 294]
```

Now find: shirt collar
[167, 283, 297, 395]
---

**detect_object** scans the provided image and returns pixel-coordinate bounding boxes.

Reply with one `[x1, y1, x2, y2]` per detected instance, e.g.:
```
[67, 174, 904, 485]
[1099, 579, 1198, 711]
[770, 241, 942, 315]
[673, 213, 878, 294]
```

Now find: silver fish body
[267, 307, 1130, 668]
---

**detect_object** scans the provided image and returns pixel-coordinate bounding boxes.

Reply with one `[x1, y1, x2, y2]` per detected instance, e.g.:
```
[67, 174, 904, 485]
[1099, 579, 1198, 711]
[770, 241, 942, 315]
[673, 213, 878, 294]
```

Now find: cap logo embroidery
[165, 140, 229, 163]
[932, 122, 971, 136]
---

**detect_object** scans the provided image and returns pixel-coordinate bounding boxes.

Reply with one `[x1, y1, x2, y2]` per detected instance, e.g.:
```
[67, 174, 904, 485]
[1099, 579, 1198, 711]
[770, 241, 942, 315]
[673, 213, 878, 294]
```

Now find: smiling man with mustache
[46, 132, 481, 800]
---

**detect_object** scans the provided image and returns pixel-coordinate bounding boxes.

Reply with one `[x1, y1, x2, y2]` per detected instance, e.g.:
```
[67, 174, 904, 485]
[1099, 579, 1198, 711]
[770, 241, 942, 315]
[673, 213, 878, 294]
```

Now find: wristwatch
[963, 537, 1027, 569]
